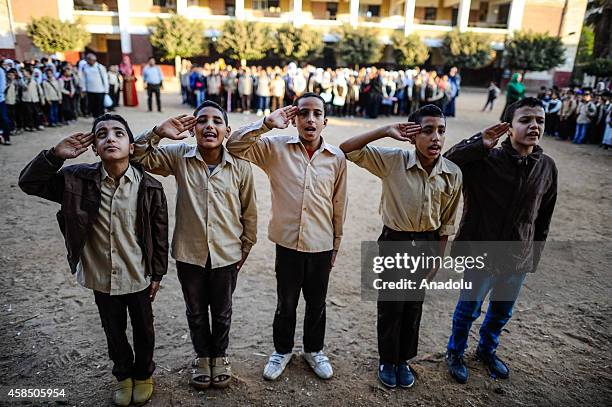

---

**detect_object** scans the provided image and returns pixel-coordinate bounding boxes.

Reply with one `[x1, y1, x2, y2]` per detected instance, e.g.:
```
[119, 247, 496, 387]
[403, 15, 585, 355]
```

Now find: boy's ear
[323, 117, 328, 127]
[408, 133, 416, 144]
[91, 144, 98, 156]
[129, 144, 134, 156]
[225, 126, 231, 139]
[291, 118, 296, 127]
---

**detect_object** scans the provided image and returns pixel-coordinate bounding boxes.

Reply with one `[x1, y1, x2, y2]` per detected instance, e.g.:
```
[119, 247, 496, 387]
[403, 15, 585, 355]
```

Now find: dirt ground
[0, 90, 610, 407]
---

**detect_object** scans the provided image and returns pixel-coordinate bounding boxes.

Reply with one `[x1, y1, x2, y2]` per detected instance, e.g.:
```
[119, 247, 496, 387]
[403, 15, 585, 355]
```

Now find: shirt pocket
[313, 170, 335, 198]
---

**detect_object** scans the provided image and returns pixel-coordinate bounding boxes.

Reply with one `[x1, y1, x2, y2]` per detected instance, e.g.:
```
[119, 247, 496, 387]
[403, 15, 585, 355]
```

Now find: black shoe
[475, 347, 509, 379]
[446, 350, 468, 384]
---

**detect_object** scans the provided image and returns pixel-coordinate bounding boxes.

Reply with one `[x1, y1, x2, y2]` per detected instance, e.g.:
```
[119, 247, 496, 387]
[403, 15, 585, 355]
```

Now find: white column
[350, 0, 359, 27]
[236, 0, 245, 19]
[293, 0, 303, 26]
[404, 0, 416, 35]
[507, 0, 526, 33]
[57, 0, 74, 22]
[118, 0, 131, 54]
[457, 0, 471, 32]
[176, 0, 188, 15]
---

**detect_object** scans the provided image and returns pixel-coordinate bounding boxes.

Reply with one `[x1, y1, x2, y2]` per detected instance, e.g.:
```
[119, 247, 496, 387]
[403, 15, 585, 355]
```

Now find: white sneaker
[264, 109, 270, 116]
[256, 109, 263, 116]
[303, 351, 333, 379]
[263, 351, 293, 381]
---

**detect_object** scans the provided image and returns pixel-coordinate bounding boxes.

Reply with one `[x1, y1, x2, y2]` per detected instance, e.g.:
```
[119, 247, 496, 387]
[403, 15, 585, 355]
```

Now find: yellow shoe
[112, 378, 133, 407]
[132, 376, 153, 406]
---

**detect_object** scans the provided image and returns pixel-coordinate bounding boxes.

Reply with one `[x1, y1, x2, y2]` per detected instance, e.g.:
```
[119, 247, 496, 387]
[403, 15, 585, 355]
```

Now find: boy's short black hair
[193, 100, 228, 125]
[91, 113, 134, 143]
[503, 97, 544, 123]
[293, 92, 327, 116]
[408, 104, 445, 125]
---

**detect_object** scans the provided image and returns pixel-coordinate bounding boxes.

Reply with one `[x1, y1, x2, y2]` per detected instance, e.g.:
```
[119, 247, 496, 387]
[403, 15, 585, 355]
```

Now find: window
[225, 0, 236, 16]
[497, 4, 510, 24]
[359, 5, 380, 19]
[327, 2, 338, 20]
[424, 7, 437, 21]
[153, 0, 175, 6]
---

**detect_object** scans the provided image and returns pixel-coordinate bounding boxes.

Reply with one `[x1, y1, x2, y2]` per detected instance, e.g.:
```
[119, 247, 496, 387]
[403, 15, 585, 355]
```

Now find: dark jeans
[87, 92, 105, 118]
[273, 245, 333, 354]
[146, 83, 161, 112]
[176, 259, 239, 358]
[573, 123, 589, 144]
[483, 96, 497, 111]
[376, 226, 439, 364]
[94, 288, 155, 381]
[447, 269, 526, 355]
[0, 101, 11, 141]
[47, 101, 59, 125]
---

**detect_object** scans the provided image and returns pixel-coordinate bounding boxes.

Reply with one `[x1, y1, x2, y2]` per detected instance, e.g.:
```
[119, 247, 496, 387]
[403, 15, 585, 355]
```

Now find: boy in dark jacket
[19, 113, 169, 406]
[444, 97, 557, 384]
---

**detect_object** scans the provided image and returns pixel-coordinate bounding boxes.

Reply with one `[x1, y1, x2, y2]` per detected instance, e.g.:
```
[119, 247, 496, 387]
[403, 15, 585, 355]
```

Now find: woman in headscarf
[500, 72, 525, 120]
[119, 55, 138, 107]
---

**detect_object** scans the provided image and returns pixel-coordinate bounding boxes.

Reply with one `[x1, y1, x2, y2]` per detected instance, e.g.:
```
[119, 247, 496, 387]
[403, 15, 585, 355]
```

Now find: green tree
[575, 26, 594, 64]
[272, 24, 324, 63]
[27, 17, 91, 54]
[391, 31, 429, 67]
[149, 14, 207, 76]
[585, 0, 612, 59]
[441, 30, 493, 69]
[504, 31, 566, 73]
[216, 20, 271, 66]
[584, 58, 612, 78]
[335, 25, 383, 67]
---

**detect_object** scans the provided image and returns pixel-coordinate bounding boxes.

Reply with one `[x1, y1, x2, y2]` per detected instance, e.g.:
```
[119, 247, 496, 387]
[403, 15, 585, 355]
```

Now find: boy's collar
[286, 135, 339, 155]
[183, 144, 235, 166]
[406, 149, 452, 175]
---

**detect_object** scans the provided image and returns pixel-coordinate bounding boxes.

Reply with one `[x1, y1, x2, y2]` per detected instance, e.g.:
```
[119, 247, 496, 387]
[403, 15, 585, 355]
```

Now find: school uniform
[347, 146, 462, 364]
[227, 119, 348, 354]
[42, 78, 62, 125]
[133, 132, 257, 358]
[19, 153, 169, 382]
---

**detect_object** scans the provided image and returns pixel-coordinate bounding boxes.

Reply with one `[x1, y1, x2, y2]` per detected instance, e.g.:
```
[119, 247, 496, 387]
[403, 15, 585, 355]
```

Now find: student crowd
[180, 61, 462, 119]
[0, 53, 166, 146]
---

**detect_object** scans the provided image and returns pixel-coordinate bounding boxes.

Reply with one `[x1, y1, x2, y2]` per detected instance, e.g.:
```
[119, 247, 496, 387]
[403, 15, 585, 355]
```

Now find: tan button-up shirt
[347, 146, 462, 236]
[132, 131, 257, 269]
[227, 118, 347, 252]
[76, 165, 149, 295]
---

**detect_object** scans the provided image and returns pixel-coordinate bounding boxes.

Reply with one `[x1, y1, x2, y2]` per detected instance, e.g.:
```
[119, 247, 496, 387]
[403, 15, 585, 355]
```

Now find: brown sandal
[211, 357, 232, 388]
[190, 357, 211, 390]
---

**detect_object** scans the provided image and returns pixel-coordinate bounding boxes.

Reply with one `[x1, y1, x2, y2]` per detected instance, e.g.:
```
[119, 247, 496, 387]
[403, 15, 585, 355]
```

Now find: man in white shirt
[79, 53, 109, 118]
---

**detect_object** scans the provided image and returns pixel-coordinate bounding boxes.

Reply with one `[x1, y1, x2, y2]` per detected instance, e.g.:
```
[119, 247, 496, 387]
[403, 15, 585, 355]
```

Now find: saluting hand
[385, 122, 422, 143]
[154, 114, 197, 140]
[482, 122, 510, 150]
[53, 132, 94, 160]
[264, 106, 298, 130]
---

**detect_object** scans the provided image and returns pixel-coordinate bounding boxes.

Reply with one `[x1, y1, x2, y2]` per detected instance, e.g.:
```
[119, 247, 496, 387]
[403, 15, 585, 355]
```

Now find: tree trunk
[175, 55, 181, 79]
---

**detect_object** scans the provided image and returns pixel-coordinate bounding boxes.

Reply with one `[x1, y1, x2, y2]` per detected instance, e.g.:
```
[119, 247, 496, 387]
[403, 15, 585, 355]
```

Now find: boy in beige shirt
[340, 104, 462, 389]
[226, 93, 348, 381]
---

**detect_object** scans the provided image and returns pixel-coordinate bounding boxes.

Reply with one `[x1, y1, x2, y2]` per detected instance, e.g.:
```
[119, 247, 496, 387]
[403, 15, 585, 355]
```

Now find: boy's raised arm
[226, 106, 298, 166]
[132, 114, 197, 176]
[19, 132, 94, 203]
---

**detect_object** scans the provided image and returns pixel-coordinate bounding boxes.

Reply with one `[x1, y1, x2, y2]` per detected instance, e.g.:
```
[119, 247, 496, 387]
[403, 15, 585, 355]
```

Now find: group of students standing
[0, 52, 164, 146]
[495, 72, 612, 147]
[18, 92, 556, 405]
[180, 61, 461, 121]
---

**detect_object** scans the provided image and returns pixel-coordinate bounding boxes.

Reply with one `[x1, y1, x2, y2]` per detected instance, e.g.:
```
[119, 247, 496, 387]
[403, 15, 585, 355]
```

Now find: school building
[0, 0, 588, 87]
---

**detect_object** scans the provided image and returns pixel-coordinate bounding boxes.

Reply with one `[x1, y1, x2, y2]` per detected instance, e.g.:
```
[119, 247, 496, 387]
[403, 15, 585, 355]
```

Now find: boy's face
[509, 106, 545, 148]
[45, 71, 53, 79]
[413, 116, 445, 161]
[293, 97, 327, 143]
[7, 72, 15, 80]
[93, 120, 133, 161]
[193, 106, 230, 150]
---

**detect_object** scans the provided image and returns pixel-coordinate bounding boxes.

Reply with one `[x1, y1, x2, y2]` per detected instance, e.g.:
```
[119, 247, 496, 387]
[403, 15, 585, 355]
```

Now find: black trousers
[273, 245, 333, 354]
[146, 84, 161, 112]
[87, 92, 105, 118]
[377, 226, 439, 364]
[176, 259, 239, 358]
[94, 288, 155, 381]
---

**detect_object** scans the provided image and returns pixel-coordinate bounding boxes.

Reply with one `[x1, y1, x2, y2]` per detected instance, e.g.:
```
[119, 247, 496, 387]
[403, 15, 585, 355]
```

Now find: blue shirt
[143, 65, 163, 85]
[0, 68, 5, 103]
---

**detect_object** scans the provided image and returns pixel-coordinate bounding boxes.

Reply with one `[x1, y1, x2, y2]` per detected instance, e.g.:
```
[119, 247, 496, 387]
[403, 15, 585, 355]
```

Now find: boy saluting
[131, 101, 257, 390]
[226, 93, 348, 381]
[19, 114, 169, 406]
[340, 104, 463, 389]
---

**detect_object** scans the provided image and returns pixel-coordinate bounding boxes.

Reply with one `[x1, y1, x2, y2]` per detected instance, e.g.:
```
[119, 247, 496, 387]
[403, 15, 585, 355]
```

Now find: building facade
[0, 0, 588, 86]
